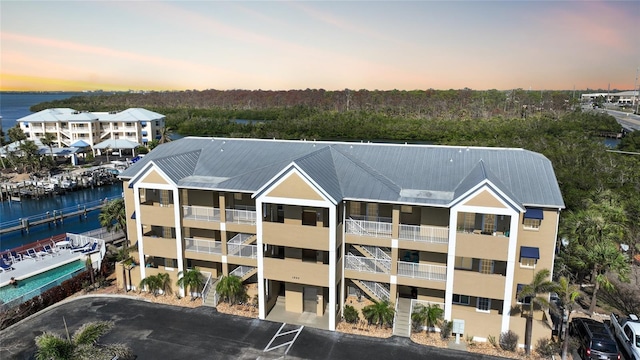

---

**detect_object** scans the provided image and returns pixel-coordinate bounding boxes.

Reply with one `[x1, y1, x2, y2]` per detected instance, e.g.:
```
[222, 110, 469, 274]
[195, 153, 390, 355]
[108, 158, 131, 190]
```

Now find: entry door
[303, 287, 317, 313]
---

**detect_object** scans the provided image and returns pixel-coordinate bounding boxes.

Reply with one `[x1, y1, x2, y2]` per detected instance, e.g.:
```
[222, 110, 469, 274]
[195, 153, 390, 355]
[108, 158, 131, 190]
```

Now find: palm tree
[215, 275, 246, 305]
[98, 198, 127, 242]
[158, 126, 173, 144]
[34, 320, 133, 360]
[139, 275, 162, 296]
[40, 132, 56, 159]
[157, 272, 172, 296]
[411, 303, 444, 335]
[557, 276, 580, 360]
[176, 267, 205, 300]
[517, 268, 559, 355]
[582, 241, 630, 313]
[361, 300, 395, 328]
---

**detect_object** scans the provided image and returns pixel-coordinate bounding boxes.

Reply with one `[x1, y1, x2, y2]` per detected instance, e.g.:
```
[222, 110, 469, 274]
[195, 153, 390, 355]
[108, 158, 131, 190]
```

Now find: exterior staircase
[351, 279, 390, 302]
[229, 265, 257, 281]
[393, 297, 412, 337]
[202, 277, 221, 307]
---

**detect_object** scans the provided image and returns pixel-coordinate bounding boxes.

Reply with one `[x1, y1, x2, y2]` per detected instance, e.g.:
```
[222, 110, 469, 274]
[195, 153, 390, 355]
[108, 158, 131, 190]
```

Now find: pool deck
[0, 249, 86, 287]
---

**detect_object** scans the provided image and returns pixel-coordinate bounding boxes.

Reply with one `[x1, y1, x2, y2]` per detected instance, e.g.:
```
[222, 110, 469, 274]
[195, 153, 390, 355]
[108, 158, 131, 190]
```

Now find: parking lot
[1, 296, 510, 360]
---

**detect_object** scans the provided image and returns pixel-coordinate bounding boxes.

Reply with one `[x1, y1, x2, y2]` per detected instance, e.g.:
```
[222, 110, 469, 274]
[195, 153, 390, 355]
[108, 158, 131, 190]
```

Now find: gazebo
[93, 139, 140, 158]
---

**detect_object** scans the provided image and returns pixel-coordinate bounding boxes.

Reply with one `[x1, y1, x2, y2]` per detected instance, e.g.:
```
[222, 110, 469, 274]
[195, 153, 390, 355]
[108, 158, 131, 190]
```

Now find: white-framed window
[520, 257, 536, 268]
[453, 294, 470, 305]
[523, 218, 541, 230]
[476, 297, 491, 313]
[455, 257, 473, 270]
[463, 213, 475, 231]
[516, 285, 532, 305]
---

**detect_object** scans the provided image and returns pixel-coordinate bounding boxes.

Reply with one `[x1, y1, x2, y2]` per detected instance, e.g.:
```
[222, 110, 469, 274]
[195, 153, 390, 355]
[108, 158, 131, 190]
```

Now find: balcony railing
[345, 218, 392, 238]
[228, 233, 255, 244]
[227, 243, 258, 259]
[184, 238, 222, 255]
[345, 254, 391, 274]
[225, 209, 257, 225]
[399, 224, 449, 244]
[183, 205, 221, 222]
[229, 265, 256, 279]
[397, 261, 447, 281]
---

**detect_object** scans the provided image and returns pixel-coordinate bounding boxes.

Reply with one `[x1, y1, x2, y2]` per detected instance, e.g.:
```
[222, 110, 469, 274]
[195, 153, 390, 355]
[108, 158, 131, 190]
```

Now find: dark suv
[570, 318, 620, 360]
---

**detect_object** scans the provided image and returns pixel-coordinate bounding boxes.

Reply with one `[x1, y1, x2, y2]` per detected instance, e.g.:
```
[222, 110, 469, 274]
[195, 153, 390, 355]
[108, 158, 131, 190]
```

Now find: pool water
[0, 260, 85, 303]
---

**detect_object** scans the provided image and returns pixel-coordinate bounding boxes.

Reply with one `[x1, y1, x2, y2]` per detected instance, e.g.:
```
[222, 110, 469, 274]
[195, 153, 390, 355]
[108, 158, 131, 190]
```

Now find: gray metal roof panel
[120, 137, 565, 208]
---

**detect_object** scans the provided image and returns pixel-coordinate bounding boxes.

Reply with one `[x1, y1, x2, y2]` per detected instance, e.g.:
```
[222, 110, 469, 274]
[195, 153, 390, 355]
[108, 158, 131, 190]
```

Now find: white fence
[225, 209, 257, 225]
[184, 238, 222, 255]
[183, 205, 221, 222]
[345, 218, 392, 238]
[399, 224, 449, 244]
[397, 261, 447, 281]
[345, 254, 391, 274]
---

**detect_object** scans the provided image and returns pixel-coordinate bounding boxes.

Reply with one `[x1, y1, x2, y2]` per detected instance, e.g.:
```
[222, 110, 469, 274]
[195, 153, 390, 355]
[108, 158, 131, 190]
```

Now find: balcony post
[392, 205, 400, 239]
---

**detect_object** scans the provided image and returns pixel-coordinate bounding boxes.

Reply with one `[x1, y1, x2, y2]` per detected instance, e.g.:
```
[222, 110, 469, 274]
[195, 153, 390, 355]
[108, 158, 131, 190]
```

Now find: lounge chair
[0, 260, 13, 272]
[70, 242, 90, 253]
[1, 253, 12, 265]
[10, 251, 22, 262]
[81, 242, 99, 254]
[42, 244, 60, 257]
[22, 248, 40, 261]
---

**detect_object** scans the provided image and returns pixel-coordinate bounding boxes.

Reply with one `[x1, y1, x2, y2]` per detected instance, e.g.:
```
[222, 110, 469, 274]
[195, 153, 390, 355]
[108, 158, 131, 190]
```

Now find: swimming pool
[0, 260, 85, 305]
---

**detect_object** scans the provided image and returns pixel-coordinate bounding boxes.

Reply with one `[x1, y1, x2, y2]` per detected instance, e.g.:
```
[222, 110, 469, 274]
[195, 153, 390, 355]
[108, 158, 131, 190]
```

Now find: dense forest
[33, 88, 640, 313]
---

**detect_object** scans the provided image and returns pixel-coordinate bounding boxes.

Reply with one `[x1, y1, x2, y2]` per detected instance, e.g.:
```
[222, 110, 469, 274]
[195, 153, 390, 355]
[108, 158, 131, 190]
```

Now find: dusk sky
[1, 1, 638, 92]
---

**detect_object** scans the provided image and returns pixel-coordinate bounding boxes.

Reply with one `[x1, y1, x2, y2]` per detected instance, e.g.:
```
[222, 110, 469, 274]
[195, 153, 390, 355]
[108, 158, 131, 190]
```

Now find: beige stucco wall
[263, 222, 330, 250]
[462, 189, 507, 209]
[266, 172, 324, 201]
[139, 168, 169, 185]
[285, 283, 303, 313]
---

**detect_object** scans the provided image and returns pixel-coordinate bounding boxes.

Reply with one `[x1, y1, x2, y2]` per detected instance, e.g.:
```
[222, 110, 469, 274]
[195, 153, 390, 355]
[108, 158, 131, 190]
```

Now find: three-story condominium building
[18, 108, 165, 149]
[118, 137, 564, 345]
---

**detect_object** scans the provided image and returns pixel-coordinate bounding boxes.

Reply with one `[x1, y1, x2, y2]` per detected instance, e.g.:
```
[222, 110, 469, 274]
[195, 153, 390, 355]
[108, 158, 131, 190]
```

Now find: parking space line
[263, 323, 304, 355]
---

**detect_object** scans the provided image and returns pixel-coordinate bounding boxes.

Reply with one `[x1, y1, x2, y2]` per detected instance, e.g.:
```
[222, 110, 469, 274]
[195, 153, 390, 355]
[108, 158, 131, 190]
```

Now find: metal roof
[17, 108, 164, 123]
[120, 137, 565, 208]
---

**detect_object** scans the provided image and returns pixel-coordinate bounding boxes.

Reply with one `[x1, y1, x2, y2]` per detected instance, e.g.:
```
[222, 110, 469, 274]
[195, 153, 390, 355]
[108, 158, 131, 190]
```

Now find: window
[455, 257, 473, 270]
[476, 297, 490, 312]
[483, 214, 496, 233]
[523, 218, 541, 230]
[164, 258, 177, 269]
[234, 193, 243, 201]
[479, 259, 494, 274]
[453, 294, 470, 305]
[401, 205, 413, 213]
[463, 213, 474, 231]
[302, 210, 317, 226]
[520, 257, 536, 268]
[516, 284, 532, 304]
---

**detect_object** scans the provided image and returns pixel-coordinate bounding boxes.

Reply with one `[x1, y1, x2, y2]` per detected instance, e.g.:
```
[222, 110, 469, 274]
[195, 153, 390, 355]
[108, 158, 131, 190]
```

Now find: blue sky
[1, 1, 638, 91]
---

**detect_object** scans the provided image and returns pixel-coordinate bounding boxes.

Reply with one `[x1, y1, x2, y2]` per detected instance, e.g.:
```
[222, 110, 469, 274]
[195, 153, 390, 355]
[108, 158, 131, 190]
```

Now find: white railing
[200, 271, 213, 305]
[184, 238, 222, 255]
[225, 209, 257, 225]
[360, 245, 391, 261]
[397, 261, 447, 281]
[227, 243, 258, 259]
[183, 205, 221, 222]
[399, 224, 449, 244]
[360, 280, 390, 302]
[228, 233, 255, 244]
[345, 254, 391, 274]
[345, 218, 392, 238]
[229, 265, 256, 279]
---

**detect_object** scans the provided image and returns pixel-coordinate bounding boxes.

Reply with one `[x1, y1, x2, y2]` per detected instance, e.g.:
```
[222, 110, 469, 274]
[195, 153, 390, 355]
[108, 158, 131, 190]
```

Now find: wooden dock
[0, 195, 122, 236]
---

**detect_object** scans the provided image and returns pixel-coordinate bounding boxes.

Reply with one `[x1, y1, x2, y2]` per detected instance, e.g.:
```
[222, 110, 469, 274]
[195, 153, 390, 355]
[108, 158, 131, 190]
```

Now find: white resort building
[118, 136, 565, 346]
[17, 108, 166, 149]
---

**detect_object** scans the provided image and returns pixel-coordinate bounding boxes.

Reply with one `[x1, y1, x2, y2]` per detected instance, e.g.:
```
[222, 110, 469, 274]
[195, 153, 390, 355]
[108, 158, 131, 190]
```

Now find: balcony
[184, 237, 222, 255]
[225, 208, 256, 225]
[455, 232, 509, 260]
[345, 217, 392, 239]
[183, 205, 221, 222]
[344, 254, 391, 274]
[227, 243, 258, 259]
[453, 270, 506, 299]
[141, 235, 177, 259]
[262, 222, 330, 250]
[399, 224, 449, 244]
[397, 261, 446, 281]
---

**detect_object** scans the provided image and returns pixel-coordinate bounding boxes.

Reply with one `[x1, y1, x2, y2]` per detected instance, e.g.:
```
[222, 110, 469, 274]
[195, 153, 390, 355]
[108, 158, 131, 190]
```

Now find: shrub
[343, 305, 359, 324]
[499, 330, 519, 352]
[440, 320, 453, 340]
[535, 337, 560, 357]
[488, 335, 498, 348]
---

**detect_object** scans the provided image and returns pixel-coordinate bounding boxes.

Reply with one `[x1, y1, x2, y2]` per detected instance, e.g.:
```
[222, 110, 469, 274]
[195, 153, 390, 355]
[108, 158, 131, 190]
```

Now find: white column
[444, 208, 458, 321]
[173, 187, 184, 297]
[256, 198, 266, 320]
[133, 185, 145, 282]
[501, 211, 520, 333]
[328, 205, 337, 331]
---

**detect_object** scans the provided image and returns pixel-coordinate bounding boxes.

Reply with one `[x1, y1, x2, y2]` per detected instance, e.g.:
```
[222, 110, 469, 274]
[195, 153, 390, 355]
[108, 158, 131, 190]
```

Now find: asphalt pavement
[0, 295, 511, 360]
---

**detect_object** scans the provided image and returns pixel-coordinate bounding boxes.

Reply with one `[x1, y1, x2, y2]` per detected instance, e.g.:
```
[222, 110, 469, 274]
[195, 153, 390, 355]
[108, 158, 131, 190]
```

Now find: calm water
[0, 260, 84, 302]
[0, 92, 88, 137]
[1, 93, 123, 250]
